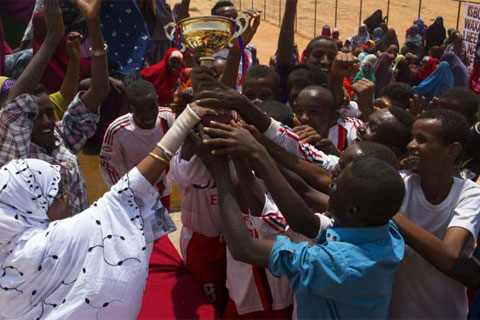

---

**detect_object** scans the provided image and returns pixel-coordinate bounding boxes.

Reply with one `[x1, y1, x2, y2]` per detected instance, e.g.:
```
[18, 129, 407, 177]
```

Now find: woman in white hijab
[0, 92, 215, 319]
[351, 24, 371, 50]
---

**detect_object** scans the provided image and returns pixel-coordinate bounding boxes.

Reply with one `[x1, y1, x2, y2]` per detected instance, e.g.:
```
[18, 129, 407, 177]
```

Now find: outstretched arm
[393, 213, 480, 287]
[232, 158, 265, 217]
[137, 102, 217, 186]
[212, 155, 273, 268]
[221, 10, 261, 89]
[256, 130, 332, 193]
[5, 0, 64, 104]
[221, 48, 241, 90]
[196, 88, 271, 133]
[276, 0, 297, 67]
[279, 165, 329, 213]
[59, 32, 82, 103]
[330, 53, 359, 110]
[196, 89, 339, 172]
[176, 0, 190, 21]
[75, 0, 110, 111]
[204, 122, 322, 238]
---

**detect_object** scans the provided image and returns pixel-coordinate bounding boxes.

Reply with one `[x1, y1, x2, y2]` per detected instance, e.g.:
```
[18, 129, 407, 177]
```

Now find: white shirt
[169, 152, 222, 237]
[226, 194, 293, 315]
[100, 108, 174, 198]
[389, 171, 480, 319]
[328, 117, 363, 152]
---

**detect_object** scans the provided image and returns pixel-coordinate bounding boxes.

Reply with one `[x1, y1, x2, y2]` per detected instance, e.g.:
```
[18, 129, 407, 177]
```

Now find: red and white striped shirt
[329, 117, 363, 152]
[100, 108, 174, 198]
[263, 119, 340, 172]
[226, 194, 294, 315]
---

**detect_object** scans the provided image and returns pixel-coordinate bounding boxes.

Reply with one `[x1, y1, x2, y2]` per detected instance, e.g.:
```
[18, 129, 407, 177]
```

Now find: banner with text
[463, 3, 480, 70]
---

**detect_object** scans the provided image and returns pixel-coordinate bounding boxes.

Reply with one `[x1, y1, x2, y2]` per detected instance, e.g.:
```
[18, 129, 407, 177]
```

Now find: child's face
[294, 89, 334, 137]
[242, 77, 278, 107]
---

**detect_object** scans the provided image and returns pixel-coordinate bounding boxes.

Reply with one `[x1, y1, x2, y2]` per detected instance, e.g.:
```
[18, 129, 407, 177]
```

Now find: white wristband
[158, 104, 201, 156]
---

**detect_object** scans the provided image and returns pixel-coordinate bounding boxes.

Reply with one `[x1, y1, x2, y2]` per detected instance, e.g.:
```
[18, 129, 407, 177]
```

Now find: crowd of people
[1, 0, 480, 319]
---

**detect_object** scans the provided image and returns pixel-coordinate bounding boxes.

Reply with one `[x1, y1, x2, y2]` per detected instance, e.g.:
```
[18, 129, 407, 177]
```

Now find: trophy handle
[228, 13, 251, 47]
[164, 22, 177, 41]
[164, 22, 186, 52]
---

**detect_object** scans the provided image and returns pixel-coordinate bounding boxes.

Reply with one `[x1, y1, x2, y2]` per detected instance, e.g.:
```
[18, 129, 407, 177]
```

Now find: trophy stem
[198, 56, 215, 68]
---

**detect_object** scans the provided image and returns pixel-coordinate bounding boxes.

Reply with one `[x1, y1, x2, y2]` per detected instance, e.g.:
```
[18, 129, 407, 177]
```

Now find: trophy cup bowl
[165, 15, 250, 66]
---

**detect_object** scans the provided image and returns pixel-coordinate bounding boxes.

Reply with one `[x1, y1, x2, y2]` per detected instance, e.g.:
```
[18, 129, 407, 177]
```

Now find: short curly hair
[417, 109, 470, 150]
[211, 1, 235, 15]
[380, 83, 415, 110]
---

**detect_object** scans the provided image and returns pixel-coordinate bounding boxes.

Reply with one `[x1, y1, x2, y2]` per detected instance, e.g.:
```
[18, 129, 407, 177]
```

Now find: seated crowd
[1, 0, 480, 319]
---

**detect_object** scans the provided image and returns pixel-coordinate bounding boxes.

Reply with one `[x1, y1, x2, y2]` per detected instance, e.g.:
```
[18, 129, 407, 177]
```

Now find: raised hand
[191, 66, 221, 94]
[75, 0, 102, 22]
[66, 32, 83, 61]
[242, 10, 262, 46]
[109, 77, 126, 94]
[44, 0, 64, 41]
[189, 100, 219, 119]
[293, 125, 322, 144]
[331, 52, 359, 78]
[203, 121, 267, 158]
[352, 78, 375, 103]
[407, 93, 427, 117]
[314, 139, 341, 157]
[373, 97, 392, 109]
[429, 96, 439, 110]
[195, 87, 252, 112]
[187, 125, 229, 175]
[352, 78, 376, 121]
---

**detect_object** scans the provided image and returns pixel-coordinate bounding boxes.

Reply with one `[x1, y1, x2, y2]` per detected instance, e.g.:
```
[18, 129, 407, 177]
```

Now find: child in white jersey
[100, 80, 174, 207]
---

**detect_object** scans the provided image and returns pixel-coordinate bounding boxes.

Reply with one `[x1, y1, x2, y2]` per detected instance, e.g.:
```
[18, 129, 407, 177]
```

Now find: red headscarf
[32, 10, 91, 93]
[470, 64, 480, 95]
[140, 48, 188, 106]
[417, 57, 439, 83]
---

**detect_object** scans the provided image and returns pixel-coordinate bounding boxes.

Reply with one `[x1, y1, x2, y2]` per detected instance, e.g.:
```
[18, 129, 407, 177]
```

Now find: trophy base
[198, 56, 215, 67]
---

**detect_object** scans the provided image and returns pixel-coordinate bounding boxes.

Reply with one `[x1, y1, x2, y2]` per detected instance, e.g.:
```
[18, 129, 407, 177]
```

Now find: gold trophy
[164, 15, 250, 66]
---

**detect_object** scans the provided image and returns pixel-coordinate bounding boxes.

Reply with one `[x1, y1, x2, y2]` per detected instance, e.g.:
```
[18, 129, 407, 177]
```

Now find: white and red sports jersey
[100, 107, 174, 198]
[169, 151, 222, 238]
[263, 119, 340, 172]
[329, 117, 363, 152]
[226, 194, 294, 315]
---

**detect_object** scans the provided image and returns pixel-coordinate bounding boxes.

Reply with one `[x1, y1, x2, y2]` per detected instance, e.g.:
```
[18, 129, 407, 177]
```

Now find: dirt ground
[167, 0, 465, 63]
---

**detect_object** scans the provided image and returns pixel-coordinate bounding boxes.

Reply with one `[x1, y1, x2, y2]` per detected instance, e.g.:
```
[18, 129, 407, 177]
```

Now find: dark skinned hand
[407, 93, 427, 117]
[203, 120, 267, 158]
[293, 125, 323, 145]
[187, 124, 229, 176]
[331, 52, 359, 78]
[195, 87, 253, 112]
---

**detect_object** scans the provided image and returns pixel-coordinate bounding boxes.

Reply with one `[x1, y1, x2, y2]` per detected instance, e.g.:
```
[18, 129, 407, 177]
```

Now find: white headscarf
[362, 54, 378, 68]
[0, 159, 175, 319]
[0, 159, 60, 251]
[352, 24, 371, 49]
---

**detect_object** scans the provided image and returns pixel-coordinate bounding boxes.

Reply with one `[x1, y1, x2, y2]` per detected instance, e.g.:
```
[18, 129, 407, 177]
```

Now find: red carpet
[138, 236, 218, 319]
